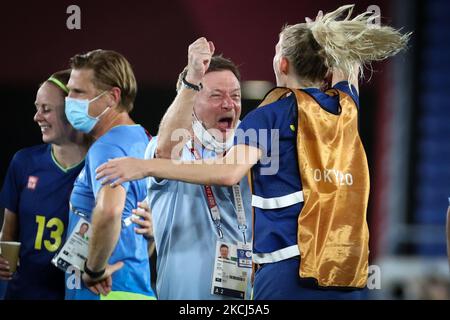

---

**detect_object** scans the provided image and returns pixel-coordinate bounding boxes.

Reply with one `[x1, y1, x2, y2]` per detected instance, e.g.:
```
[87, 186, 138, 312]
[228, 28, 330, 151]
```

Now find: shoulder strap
[257, 87, 294, 108]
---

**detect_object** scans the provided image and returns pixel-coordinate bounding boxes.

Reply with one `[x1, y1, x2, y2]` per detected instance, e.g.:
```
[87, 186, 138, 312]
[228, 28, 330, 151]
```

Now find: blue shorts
[253, 257, 367, 300]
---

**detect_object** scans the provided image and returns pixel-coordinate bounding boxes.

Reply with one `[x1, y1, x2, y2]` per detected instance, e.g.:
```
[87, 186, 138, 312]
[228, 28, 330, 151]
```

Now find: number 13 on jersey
[34, 215, 64, 252]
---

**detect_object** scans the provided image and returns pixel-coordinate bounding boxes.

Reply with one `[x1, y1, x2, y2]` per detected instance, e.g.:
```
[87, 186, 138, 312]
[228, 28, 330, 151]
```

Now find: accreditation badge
[211, 241, 251, 299]
[237, 241, 252, 269]
[52, 218, 92, 272]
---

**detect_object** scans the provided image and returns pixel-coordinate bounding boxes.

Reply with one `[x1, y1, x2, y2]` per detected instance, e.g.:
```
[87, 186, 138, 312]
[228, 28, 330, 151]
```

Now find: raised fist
[186, 37, 215, 85]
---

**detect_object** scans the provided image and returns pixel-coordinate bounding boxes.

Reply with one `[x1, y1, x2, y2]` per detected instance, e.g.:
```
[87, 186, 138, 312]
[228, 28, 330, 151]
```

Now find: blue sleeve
[89, 142, 130, 198]
[145, 136, 170, 190]
[334, 81, 360, 108]
[144, 136, 157, 161]
[0, 152, 24, 213]
[234, 108, 273, 155]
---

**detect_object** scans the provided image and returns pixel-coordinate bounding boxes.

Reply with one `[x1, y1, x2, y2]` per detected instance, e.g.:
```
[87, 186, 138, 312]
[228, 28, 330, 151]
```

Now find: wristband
[83, 260, 105, 279]
[181, 73, 203, 91]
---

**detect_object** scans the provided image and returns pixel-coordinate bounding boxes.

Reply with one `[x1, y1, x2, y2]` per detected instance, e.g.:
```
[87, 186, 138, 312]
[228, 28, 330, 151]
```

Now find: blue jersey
[146, 137, 252, 300]
[0, 144, 84, 299]
[65, 125, 155, 300]
[235, 82, 359, 258]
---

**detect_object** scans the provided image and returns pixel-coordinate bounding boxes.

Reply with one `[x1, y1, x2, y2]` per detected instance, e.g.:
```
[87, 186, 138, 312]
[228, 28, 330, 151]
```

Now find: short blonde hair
[70, 49, 137, 112]
[281, 4, 412, 85]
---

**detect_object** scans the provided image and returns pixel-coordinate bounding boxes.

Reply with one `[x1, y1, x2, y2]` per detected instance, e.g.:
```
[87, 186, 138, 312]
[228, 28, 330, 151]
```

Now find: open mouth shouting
[217, 115, 234, 132]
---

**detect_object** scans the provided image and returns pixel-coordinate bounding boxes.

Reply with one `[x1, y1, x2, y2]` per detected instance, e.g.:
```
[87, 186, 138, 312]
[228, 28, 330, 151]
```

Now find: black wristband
[182, 75, 203, 91]
[83, 260, 105, 279]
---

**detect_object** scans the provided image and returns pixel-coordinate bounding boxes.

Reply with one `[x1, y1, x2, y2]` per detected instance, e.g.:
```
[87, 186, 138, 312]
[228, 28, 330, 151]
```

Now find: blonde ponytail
[309, 4, 412, 83]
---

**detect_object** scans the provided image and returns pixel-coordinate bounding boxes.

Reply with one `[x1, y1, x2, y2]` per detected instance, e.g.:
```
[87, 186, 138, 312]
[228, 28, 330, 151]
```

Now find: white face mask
[192, 112, 238, 154]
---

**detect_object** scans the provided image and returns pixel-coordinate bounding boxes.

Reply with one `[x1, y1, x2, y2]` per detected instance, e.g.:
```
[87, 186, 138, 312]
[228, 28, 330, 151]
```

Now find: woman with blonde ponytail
[281, 4, 410, 90]
[95, 4, 411, 299]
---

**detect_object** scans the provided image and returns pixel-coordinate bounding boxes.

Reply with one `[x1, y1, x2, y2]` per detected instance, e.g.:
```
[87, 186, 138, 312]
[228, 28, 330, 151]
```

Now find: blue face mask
[65, 92, 110, 133]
